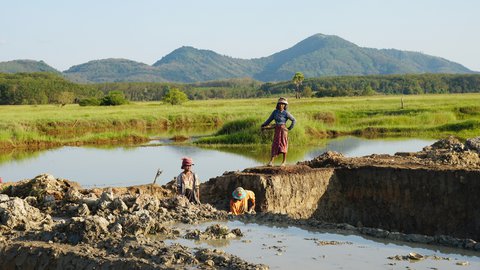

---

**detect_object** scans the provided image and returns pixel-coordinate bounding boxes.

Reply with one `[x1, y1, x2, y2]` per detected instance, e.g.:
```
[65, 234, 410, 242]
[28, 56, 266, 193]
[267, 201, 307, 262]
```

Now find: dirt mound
[1, 174, 81, 203]
[302, 136, 480, 170]
[419, 136, 480, 167]
[0, 173, 264, 269]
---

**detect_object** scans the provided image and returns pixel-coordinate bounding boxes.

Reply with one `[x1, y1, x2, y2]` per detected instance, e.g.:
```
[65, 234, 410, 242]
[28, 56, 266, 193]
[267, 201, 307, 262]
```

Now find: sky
[1, 0, 479, 72]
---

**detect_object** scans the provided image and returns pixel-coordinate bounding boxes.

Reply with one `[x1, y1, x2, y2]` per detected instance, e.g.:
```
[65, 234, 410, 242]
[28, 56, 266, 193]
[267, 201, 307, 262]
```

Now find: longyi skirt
[271, 124, 288, 156]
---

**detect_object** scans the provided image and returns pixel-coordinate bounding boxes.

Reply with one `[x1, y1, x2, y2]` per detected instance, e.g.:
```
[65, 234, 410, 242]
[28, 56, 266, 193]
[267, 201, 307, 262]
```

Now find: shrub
[163, 88, 188, 105]
[100, 91, 129, 106]
[79, 97, 101, 106]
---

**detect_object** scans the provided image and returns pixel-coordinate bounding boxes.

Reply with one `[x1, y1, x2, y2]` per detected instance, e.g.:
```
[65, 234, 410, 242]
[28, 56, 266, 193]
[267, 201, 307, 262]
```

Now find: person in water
[261, 97, 296, 166]
[176, 157, 200, 204]
[230, 187, 255, 215]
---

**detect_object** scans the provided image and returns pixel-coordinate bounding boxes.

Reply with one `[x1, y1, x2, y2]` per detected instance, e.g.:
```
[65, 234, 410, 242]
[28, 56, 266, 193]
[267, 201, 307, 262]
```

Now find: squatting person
[230, 187, 255, 215]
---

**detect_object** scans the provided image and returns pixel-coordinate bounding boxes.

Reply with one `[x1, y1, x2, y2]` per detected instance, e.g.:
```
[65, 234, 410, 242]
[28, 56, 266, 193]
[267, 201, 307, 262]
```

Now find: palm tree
[292, 72, 304, 99]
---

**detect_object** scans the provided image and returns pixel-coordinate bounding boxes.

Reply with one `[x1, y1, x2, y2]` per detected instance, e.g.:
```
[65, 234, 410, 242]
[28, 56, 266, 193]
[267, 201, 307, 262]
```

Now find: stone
[110, 223, 123, 234]
[100, 191, 114, 202]
[110, 198, 128, 212]
[77, 204, 90, 217]
[0, 194, 10, 203]
[65, 188, 83, 202]
[205, 259, 215, 266]
[465, 137, 480, 153]
[0, 197, 53, 231]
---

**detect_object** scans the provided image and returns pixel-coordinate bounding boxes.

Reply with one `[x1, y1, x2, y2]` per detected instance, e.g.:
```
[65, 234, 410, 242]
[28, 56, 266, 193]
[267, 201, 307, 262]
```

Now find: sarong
[271, 124, 288, 156]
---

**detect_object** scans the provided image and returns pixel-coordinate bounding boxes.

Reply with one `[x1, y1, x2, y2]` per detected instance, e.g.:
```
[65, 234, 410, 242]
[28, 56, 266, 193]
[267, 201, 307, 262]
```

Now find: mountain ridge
[0, 60, 60, 74]
[1, 34, 475, 83]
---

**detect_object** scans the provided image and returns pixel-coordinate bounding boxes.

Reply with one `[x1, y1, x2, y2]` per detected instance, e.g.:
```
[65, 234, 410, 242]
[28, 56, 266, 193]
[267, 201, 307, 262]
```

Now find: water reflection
[0, 137, 436, 187]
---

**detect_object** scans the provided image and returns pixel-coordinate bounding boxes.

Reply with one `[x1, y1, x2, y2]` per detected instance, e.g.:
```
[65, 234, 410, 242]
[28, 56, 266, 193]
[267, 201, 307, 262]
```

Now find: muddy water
[0, 137, 435, 187]
[166, 221, 480, 270]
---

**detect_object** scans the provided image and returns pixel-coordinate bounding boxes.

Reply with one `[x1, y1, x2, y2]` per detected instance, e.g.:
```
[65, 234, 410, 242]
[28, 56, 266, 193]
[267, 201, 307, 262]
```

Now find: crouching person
[177, 157, 200, 204]
[230, 187, 255, 215]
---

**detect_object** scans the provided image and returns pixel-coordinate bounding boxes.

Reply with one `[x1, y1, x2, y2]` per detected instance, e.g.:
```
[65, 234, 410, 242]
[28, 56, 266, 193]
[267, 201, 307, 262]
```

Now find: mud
[0, 173, 267, 269]
[0, 136, 479, 269]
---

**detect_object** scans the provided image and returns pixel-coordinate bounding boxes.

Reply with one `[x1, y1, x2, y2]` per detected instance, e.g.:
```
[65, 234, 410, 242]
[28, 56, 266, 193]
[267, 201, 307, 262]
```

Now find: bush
[100, 91, 128, 106]
[79, 97, 101, 106]
[163, 88, 188, 105]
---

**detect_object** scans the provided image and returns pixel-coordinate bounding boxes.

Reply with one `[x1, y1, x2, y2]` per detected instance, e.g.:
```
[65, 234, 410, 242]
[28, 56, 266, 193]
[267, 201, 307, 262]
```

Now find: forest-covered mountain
[63, 59, 165, 83]
[0, 60, 60, 74]
[1, 34, 475, 83]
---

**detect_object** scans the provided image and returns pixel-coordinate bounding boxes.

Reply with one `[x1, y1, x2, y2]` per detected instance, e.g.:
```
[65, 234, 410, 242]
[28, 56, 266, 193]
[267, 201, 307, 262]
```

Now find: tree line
[1, 72, 480, 105]
[261, 73, 480, 97]
[0, 73, 101, 105]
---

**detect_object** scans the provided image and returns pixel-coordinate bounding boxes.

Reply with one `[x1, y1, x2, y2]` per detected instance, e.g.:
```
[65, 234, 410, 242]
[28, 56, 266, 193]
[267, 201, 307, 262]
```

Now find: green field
[1, 94, 480, 149]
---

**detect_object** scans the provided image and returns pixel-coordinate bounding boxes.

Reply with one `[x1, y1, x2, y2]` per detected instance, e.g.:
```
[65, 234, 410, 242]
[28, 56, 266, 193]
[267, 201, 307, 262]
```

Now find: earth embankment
[201, 136, 480, 241]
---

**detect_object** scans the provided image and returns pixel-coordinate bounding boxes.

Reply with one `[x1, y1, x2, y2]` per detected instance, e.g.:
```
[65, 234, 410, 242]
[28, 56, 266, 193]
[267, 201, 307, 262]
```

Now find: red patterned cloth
[181, 157, 194, 169]
[271, 124, 288, 156]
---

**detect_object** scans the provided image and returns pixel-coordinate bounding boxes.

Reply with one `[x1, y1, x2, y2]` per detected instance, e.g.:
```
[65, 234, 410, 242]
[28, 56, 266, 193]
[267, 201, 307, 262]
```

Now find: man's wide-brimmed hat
[181, 157, 194, 169]
[277, 97, 288, 105]
[232, 187, 246, 200]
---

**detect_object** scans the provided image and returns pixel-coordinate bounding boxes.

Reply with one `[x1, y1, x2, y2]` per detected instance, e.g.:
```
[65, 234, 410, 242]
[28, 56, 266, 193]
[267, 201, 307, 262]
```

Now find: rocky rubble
[0, 174, 266, 269]
[185, 224, 243, 240]
[303, 136, 480, 169]
[418, 136, 480, 167]
[0, 194, 53, 232]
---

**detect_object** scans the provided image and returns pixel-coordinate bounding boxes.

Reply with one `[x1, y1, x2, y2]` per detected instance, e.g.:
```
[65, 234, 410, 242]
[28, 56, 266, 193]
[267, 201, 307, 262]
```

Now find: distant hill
[252, 34, 473, 81]
[153, 46, 264, 82]
[63, 58, 166, 83]
[2, 34, 475, 83]
[0, 60, 60, 73]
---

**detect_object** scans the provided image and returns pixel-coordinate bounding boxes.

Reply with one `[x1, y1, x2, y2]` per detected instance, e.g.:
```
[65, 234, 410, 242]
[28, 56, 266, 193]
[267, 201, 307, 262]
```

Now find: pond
[0, 136, 436, 187]
[165, 220, 480, 270]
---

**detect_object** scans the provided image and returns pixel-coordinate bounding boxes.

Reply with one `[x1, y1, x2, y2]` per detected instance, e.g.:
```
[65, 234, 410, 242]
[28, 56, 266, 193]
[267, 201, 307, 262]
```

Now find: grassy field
[1, 94, 480, 148]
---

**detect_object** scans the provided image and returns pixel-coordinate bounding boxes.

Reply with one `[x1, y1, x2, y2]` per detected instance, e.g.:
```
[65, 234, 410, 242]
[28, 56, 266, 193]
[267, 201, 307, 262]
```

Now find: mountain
[153, 46, 263, 82]
[0, 60, 60, 73]
[63, 58, 165, 83]
[2, 34, 475, 82]
[251, 34, 472, 81]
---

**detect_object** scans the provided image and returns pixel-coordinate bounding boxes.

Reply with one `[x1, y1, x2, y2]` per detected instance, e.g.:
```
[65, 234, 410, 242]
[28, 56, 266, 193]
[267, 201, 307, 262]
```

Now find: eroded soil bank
[201, 136, 480, 244]
[0, 136, 479, 269]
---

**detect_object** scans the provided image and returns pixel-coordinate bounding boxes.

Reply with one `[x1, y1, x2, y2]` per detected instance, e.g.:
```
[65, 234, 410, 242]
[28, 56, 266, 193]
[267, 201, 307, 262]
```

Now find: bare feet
[280, 163, 286, 167]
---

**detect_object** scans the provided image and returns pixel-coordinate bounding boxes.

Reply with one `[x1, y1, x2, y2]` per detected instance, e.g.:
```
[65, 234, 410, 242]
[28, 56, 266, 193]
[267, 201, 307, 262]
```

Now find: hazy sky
[1, 0, 479, 71]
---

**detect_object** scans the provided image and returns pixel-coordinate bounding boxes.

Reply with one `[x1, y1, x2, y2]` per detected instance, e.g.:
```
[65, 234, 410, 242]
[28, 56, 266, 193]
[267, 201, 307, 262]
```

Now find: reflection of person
[261, 97, 296, 166]
[176, 157, 200, 204]
[230, 187, 255, 215]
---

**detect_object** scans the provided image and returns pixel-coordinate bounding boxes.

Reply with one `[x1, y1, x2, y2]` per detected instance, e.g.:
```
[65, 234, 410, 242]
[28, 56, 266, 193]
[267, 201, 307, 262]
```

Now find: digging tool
[152, 169, 162, 185]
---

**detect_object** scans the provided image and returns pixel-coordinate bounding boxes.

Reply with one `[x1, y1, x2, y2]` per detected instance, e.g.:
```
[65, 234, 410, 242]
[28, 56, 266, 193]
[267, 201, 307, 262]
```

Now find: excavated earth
[1, 136, 480, 269]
